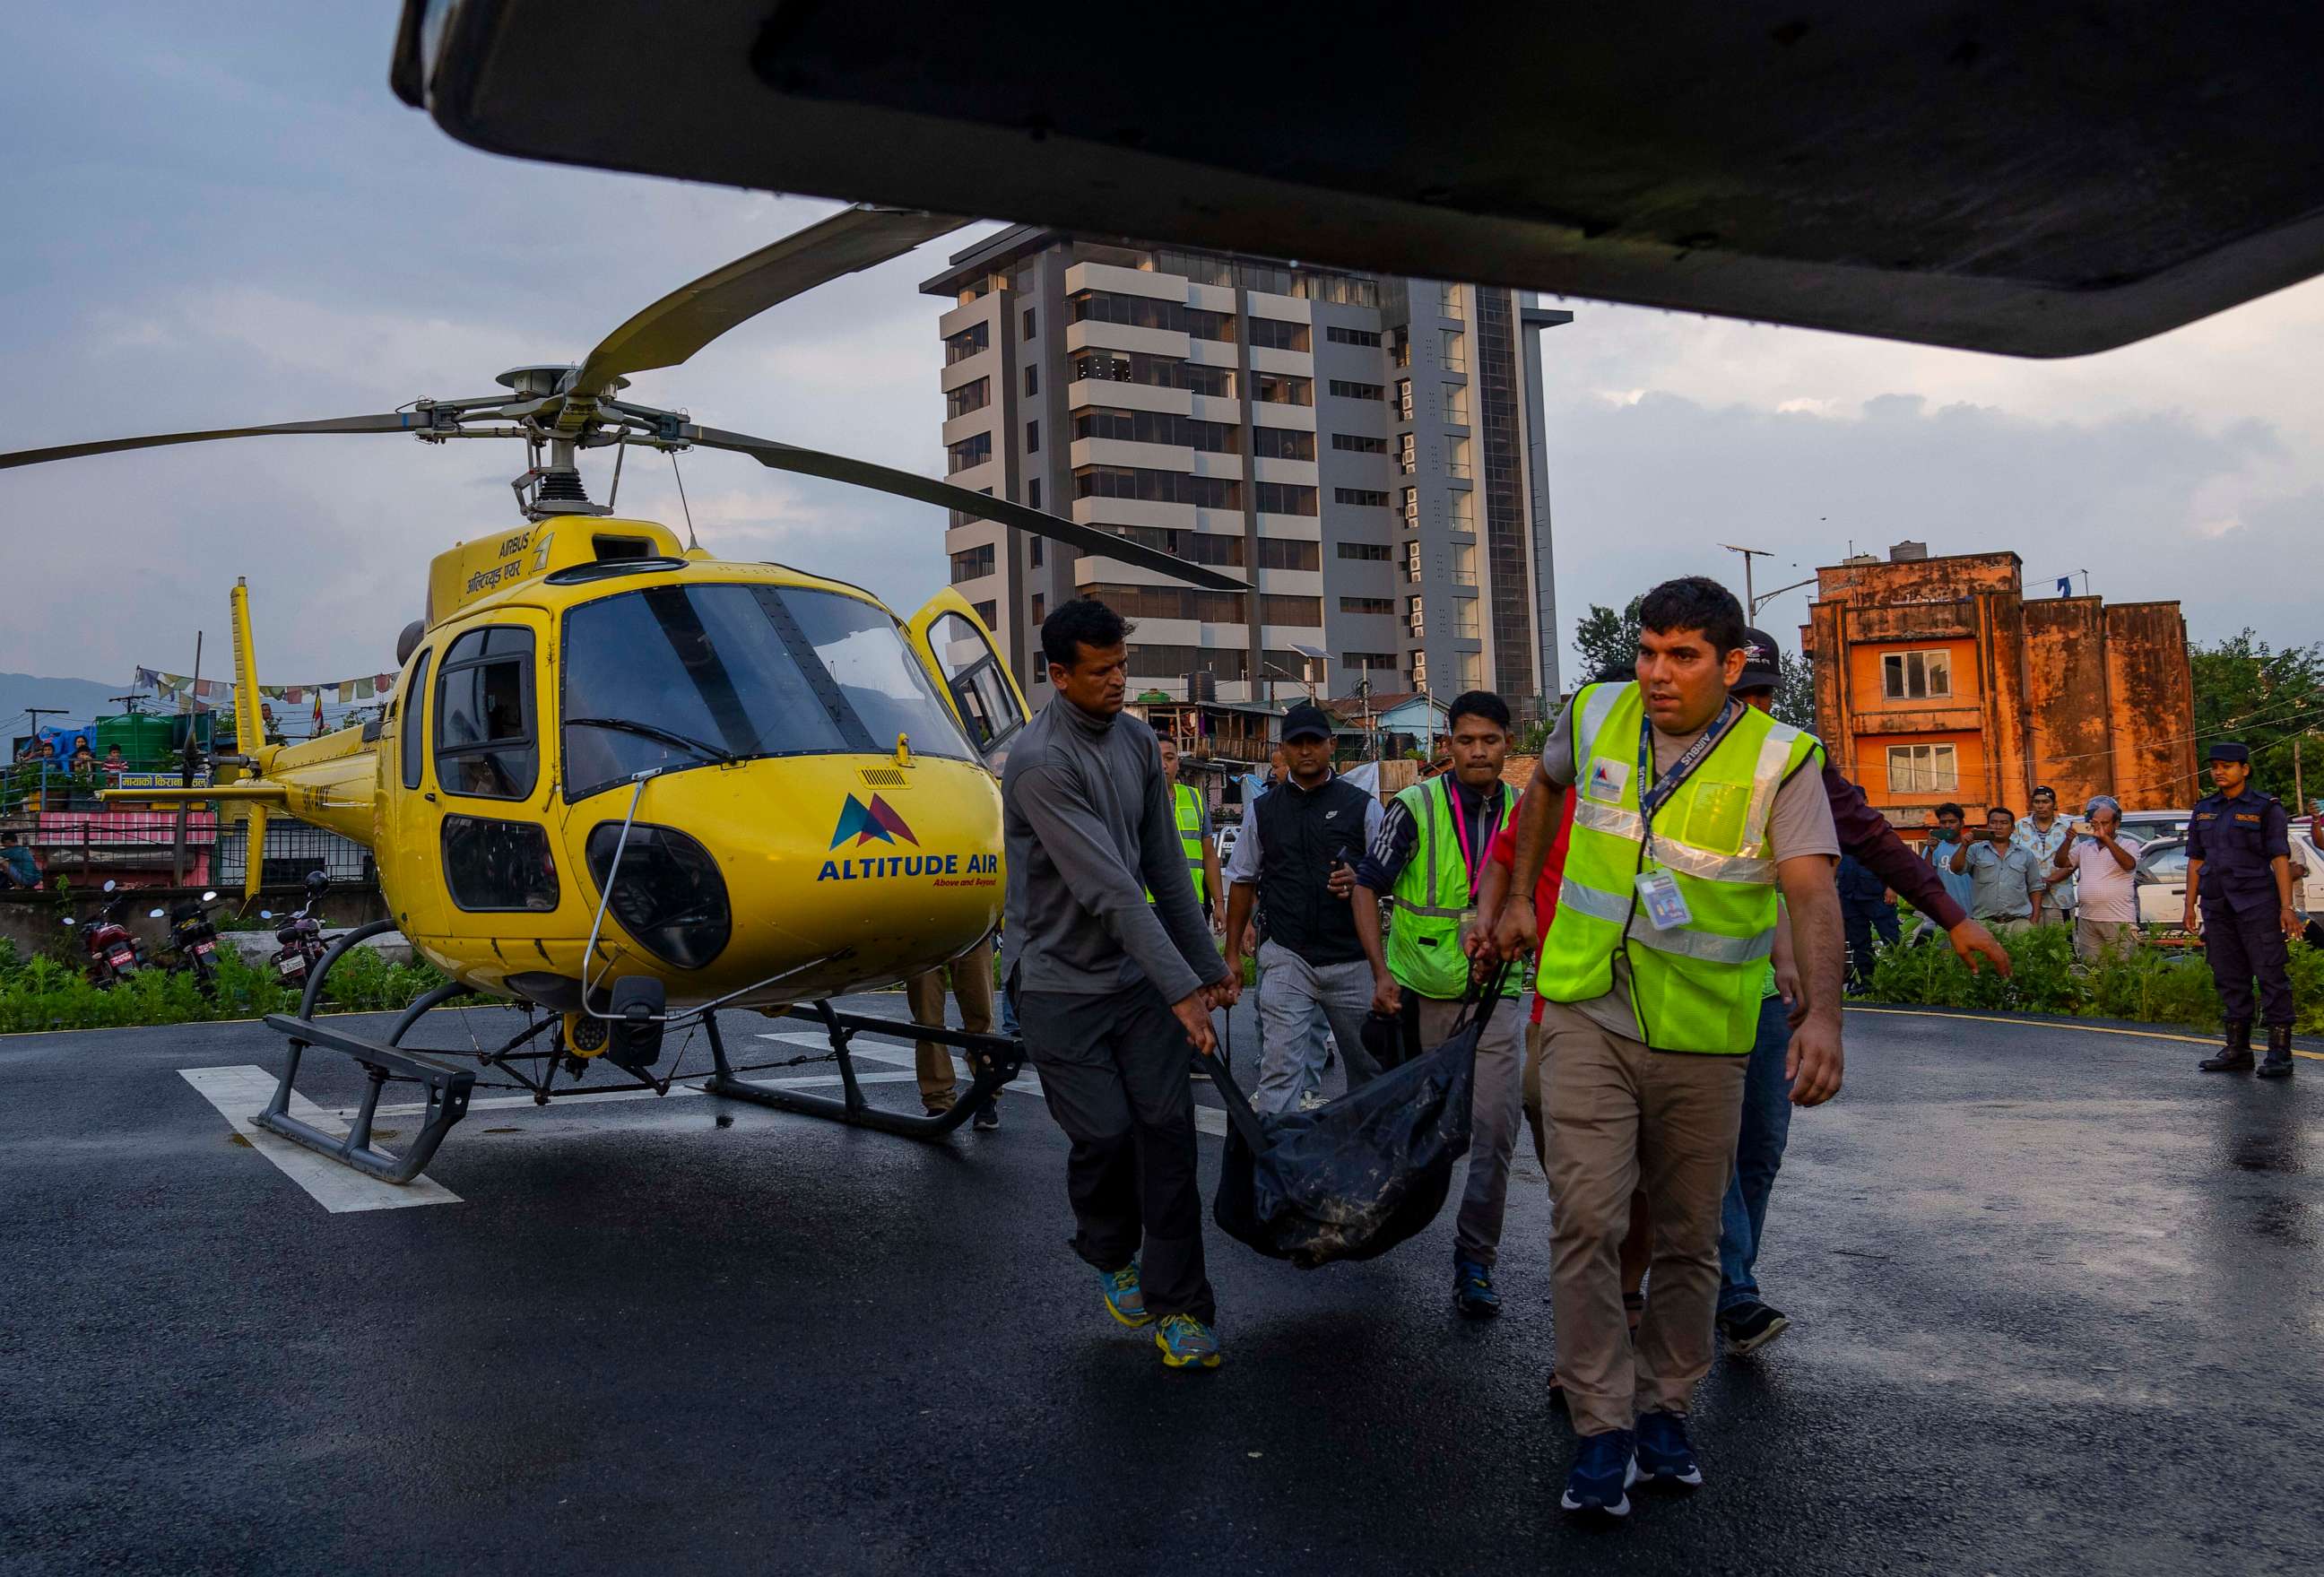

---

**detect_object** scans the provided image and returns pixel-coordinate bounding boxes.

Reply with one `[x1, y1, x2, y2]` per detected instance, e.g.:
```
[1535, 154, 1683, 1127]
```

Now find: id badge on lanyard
[1634, 699, 1740, 931]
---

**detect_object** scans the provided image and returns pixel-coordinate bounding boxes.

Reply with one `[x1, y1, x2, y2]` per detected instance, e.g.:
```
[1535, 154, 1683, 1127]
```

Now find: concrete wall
[2104, 602, 2199, 809]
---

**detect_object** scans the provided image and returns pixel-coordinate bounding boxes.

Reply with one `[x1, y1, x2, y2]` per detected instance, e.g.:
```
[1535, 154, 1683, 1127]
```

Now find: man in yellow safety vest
[1157, 733, 1225, 932]
[1488, 576, 1845, 1519]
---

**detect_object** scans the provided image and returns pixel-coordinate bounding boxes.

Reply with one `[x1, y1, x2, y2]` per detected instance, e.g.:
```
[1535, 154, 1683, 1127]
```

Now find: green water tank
[96, 714, 189, 770]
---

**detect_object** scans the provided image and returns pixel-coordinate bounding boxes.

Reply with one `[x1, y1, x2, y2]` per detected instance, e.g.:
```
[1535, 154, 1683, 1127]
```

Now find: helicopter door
[905, 589, 1029, 767]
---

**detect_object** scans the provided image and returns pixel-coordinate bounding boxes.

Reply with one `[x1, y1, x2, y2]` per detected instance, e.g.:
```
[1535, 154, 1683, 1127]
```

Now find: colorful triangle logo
[829, 793, 919, 850]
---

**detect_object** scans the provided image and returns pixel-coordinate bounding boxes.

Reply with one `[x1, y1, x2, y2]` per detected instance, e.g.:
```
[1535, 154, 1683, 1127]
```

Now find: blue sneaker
[1635, 1410, 1704, 1487]
[1154, 1313, 1222, 1369]
[1452, 1258, 1502, 1319]
[1098, 1261, 1151, 1328]
[1560, 1429, 1637, 1517]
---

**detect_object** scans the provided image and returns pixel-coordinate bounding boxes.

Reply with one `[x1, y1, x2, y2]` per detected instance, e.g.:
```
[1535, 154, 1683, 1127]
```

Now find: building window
[1346, 651, 1399, 672]
[1246, 316, 1311, 352]
[1335, 488, 1390, 507]
[1326, 325, 1383, 347]
[1253, 370, 1313, 407]
[1442, 384, 1470, 426]
[1028, 477, 1042, 511]
[1101, 523, 1246, 566]
[973, 600, 998, 628]
[1069, 289, 1234, 342]
[1022, 307, 1036, 339]
[1029, 536, 1044, 567]
[1073, 407, 1239, 453]
[1070, 350, 1234, 398]
[1025, 419, 1040, 455]
[1083, 584, 1252, 624]
[1437, 283, 1464, 319]
[1074, 464, 1241, 510]
[950, 544, 995, 584]
[1252, 427, 1316, 461]
[1458, 651, 1483, 689]
[1260, 594, 1323, 627]
[1445, 436, 1471, 480]
[1030, 593, 1045, 624]
[1882, 649, 1954, 700]
[945, 377, 990, 420]
[943, 322, 989, 365]
[441, 815, 559, 913]
[1253, 538, 1321, 571]
[1338, 542, 1392, 561]
[1024, 363, 1038, 396]
[1340, 595, 1395, 616]
[1441, 329, 1468, 372]
[1331, 433, 1388, 454]
[946, 432, 992, 473]
[1886, 743, 1959, 794]
[1397, 432, 1417, 474]
[1329, 378, 1385, 401]
[1253, 481, 1319, 516]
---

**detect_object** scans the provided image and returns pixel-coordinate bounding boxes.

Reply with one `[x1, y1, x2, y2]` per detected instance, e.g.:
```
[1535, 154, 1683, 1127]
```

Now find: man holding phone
[1223, 702, 1386, 1113]
[1950, 804, 2045, 930]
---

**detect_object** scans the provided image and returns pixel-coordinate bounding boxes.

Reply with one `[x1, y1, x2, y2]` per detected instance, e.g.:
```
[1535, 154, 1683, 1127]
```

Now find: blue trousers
[1717, 992, 1795, 1313]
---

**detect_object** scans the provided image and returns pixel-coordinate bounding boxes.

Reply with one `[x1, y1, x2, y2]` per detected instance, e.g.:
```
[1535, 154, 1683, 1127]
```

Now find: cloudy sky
[4, 4, 2320, 694]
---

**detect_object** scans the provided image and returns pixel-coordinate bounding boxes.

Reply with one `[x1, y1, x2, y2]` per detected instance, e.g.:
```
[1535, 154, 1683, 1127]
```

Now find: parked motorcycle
[260, 871, 332, 988]
[63, 879, 149, 985]
[149, 889, 227, 988]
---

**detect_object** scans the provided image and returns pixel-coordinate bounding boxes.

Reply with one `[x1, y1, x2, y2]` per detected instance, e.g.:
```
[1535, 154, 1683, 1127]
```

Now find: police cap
[2207, 741, 2251, 764]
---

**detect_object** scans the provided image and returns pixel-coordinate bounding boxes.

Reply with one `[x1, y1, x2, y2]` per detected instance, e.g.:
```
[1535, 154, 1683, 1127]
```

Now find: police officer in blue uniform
[2187, 741, 2302, 1079]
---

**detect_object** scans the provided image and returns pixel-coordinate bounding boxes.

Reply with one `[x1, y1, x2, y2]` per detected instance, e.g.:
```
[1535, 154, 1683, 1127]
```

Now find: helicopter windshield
[560, 583, 975, 800]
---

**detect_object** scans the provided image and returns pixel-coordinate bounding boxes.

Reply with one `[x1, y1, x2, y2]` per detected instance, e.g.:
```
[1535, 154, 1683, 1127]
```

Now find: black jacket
[1252, 775, 1373, 967]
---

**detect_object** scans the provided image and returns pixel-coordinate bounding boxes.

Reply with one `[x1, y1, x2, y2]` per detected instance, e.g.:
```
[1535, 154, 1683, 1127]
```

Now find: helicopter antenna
[669, 449, 698, 551]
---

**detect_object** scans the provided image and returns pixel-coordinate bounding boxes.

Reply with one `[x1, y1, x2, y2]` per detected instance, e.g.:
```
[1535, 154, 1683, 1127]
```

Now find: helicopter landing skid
[700, 1002, 1027, 1140]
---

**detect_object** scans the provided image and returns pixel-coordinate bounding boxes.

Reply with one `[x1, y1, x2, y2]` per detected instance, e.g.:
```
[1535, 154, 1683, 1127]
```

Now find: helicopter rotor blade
[0, 412, 445, 472]
[684, 424, 1246, 594]
[571, 205, 966, 399]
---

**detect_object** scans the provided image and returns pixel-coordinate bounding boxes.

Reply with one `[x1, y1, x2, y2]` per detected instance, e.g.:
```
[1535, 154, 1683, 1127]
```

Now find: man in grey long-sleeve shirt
[1002, 598, 1236, 1369]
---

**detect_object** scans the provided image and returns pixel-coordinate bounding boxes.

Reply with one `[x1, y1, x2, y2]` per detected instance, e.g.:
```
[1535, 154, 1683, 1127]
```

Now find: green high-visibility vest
[1538, 681, 1822, 1053]
[1387, 775, 1521, 999]
[1175, 782, 1210, 906]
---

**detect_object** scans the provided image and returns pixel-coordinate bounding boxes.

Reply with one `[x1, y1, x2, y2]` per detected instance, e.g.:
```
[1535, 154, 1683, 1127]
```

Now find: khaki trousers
[1540, 1001, 1746, 1437]
[906, 935, 996, 1111]
[1413, 992, 1524, 1266]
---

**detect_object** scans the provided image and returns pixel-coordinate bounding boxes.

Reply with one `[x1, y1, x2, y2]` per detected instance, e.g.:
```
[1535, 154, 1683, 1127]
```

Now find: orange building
[1800, 544, 2196, 831]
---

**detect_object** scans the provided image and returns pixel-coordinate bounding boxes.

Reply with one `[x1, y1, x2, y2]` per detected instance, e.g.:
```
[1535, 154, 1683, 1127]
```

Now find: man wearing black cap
[1222, 701, 1387, 1112]
[2187, 741, 2302, 1078]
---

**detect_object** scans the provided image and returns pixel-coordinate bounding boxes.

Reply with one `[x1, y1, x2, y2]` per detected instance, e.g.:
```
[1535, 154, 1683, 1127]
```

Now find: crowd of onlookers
[12, 736, 131, 782]
[1836, 784, 2144, 985]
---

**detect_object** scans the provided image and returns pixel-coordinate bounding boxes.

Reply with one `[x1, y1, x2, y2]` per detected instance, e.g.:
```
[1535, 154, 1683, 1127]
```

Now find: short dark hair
[1988, 804, 2017, 825]
[1935, 801, 1964, 820]
[1445, 690, 1511, 732]
[1041, 598, 1130, 671]
[1637, 576, 1747, 657]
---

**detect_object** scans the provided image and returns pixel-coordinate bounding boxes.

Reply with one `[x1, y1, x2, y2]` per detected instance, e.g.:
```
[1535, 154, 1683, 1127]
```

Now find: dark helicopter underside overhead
[394, 1, 2324, 359]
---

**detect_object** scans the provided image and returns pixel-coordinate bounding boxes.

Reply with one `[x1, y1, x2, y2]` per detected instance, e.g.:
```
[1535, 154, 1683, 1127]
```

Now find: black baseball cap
[2208, 741, 2251, 764]
[1735, 628, 1782, 693]
[1280, 702, 1334, 743]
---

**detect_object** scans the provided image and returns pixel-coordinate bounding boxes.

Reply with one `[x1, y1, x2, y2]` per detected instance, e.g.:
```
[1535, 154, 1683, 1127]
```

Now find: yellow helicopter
[0, 204, 1238, 1181]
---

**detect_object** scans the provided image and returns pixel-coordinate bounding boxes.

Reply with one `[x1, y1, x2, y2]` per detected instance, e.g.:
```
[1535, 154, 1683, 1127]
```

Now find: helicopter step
[701, 1001, 1027, 1139]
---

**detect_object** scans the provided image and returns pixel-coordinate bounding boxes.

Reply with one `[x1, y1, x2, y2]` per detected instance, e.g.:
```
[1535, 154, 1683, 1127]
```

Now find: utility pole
[2297, 736, 2305, 819]
[1721, 544, 1772, 616]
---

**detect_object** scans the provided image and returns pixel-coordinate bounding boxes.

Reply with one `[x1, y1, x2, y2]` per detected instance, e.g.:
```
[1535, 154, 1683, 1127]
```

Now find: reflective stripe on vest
[1387, 775, 1519, 999]
[1175, 782, 1208, 905]
[1538, 682, 1820, 1053]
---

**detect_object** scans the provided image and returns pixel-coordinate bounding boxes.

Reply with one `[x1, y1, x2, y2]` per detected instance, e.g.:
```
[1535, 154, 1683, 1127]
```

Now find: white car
[2116, 809, 2190, 849]
[1215, 823, 1240, 869]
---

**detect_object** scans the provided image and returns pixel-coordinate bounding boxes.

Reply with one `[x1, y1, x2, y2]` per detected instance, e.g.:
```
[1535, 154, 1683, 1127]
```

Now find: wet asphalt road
[2, 996, 2320, 1577]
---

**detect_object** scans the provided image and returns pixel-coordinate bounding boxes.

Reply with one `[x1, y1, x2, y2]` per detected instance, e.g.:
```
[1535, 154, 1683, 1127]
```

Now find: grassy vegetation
[1860, 923, 2324, 1035]
[0, 938, 473, 1034]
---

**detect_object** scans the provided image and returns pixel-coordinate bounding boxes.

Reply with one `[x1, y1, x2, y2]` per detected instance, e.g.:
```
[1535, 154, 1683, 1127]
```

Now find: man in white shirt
[2053, 794, 2138, 963]
[2015, 784, 2076, 926]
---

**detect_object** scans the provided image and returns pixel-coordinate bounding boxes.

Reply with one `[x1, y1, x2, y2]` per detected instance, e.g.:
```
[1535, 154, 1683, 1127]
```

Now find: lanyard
[1637, 696, 1743, 860]
[1443, 774, 1504, 900]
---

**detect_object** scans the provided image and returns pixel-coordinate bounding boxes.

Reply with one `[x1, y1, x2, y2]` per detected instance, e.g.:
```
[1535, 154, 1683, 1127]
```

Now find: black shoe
[2258, 1025, 2295, 1079]
[2199, 1020, 2256, 1072]
[1718, 1300, 1791, 1356]
[972, 1099, 1002, 1131]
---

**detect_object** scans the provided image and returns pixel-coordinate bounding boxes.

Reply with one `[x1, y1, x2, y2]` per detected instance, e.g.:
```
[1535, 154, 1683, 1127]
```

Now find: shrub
[0, 938, 473, 1033]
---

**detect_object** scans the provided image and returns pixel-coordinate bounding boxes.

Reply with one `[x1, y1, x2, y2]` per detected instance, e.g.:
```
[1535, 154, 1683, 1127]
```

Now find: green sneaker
[1154, 1313, 1222, 1369]
[1098, 1261, 1152, 1328]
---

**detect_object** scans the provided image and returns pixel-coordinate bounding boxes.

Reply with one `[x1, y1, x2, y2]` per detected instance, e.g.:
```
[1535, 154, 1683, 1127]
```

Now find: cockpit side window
[435, 626, 537, 800]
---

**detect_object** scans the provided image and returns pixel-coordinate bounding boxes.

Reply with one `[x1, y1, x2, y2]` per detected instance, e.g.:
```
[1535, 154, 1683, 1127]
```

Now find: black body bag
[1210, 971, 1504, 1269]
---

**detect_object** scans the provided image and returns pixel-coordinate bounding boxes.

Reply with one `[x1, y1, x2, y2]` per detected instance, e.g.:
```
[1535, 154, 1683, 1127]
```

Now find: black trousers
[1843, 907, 1899, 991]
[1019, 983, 1216, 1324]
[2202, 897, 2294, 1026]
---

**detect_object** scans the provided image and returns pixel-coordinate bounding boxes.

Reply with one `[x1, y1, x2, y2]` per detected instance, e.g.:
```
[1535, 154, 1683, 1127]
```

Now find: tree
[1772, 646, 1818, 733]
[2190, 630, 2324, 810]
[1571, 598, 1643, 689]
